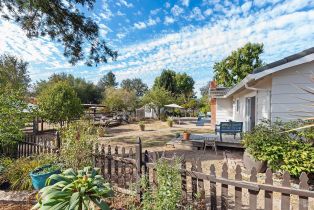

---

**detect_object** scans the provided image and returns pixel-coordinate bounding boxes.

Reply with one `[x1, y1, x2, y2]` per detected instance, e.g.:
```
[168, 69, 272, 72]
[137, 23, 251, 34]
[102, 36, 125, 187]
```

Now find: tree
[103, 88, 137, 112]
[142, 87, 173, 119]
[213, 43, 264, 87]
[97, 71, 118, 92]
[182, 98, 199, 117]
[0, 1, 117, 66]
[175, 73, 194, 99]
[121, 78, 148, 97]
[153, 69, 177, 95]
[35, 73, 102, 103]
[0, 54, 30, 92]
[37, 81, 83, 127]
[0, 89, 28, 145]
[200, 82, 210, 97]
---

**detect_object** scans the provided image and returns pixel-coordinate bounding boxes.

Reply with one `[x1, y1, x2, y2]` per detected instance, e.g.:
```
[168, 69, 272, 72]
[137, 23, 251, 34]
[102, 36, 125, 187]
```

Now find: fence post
[135, 137, 143, 201]
[281, 171, 291, 210]
[56, 131, 61, 152]
[299, 172, 309, 210]
[221, 163, 228, 210]
[265, 168, 273, 210]
[249, 167, 258, 210]
[210, 164, 217, 210]
[234, 165, 242, 210]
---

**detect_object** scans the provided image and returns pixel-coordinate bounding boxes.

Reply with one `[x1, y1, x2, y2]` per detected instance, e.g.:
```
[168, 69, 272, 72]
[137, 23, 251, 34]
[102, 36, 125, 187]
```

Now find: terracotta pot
[243, 150, 267, 173]
[183, 132, 190, 140]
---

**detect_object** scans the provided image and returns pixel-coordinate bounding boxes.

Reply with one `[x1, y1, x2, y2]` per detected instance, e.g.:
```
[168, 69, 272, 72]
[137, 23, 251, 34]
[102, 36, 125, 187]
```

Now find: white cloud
[150, 8, 161, 15]
[171, 5, 184, 16]
[99, 0, 113, 20]
[241, 2, 252, 14]
[147, 17, 160, 26]
[181, 0, 190, 7]
[164, 16, 175, 25]
[165, 2, 171, 8]
[117, 32, 126, 39]
[116, 11, 125, 16]
[204, 8, 213, 16]
[116, 0, 133, 8]
[189, 7, 205, 20]
[134, 22, 147, 29]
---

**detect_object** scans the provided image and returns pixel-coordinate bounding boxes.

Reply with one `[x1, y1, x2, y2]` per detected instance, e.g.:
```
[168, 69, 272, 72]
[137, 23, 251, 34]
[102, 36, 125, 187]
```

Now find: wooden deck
[167, 133, 244, 150]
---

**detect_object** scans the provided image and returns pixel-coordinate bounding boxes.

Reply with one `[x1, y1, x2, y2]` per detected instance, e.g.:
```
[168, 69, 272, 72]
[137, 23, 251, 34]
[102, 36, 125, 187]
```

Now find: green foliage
[121, 78, 148, 97]
[0, 54, 30, 93]
[98, 71, 118, 92]
[103, 87, 138, 112]
[0, 1, 117, 66]
[142, 158, 182, 210]
[33, 167, 113, 210]
[142, 87, 173, 119]
[35, 73, 102, 103]
[213, 43, 264, 87]
[37, 81, 83, 126]
[0, 89, 29, 145]
[153, 70, 195, 99]
[167, 117, 174, 127]
[32, 165, 61, 175]
[4, 154, 58, 190]
[199, 94, 210, 114]
[243, 120, 314, 176]
[60, 120, 97, 170]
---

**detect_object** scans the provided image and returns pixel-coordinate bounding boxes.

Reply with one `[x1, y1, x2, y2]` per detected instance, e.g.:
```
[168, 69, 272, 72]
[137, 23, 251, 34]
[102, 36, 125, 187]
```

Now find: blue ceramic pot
[29, 165, 61, 190]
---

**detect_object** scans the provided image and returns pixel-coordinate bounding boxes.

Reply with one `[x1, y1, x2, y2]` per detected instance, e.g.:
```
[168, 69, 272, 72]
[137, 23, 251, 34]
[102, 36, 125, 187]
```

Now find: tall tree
[0, 89, 28, 145]
[153, 69, 177, 95]
[121, 78, 148, 97]
[97, 71, 118, 92]
[213, 43, 264, 87]
[103, 88, 137, 112]
[0, 0, 117, 66]
[38, 81, 83, 127]
[0, 54, 30, 92]
[142, 87, 173, 119]
[200, 82, 210, 97]
[35, 73, 101, 103]
[175, 73, 194, 99]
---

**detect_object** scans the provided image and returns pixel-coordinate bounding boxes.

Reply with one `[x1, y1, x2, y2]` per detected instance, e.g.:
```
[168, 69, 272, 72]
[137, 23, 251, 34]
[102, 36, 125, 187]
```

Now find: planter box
[29, 165, 61, 190]
[243, 150, 267, 173]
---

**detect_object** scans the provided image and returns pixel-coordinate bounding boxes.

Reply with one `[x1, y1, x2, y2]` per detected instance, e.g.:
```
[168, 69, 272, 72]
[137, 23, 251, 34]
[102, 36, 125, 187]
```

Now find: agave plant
[33, 167, 113, 210]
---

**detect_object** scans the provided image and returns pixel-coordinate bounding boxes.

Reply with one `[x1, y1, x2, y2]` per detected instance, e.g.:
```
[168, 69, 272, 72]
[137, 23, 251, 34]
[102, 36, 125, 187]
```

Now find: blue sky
[0, 0, 314, 95]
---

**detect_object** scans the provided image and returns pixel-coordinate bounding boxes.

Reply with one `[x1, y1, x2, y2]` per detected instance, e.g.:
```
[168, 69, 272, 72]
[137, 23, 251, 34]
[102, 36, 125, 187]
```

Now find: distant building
[210, 47, 314, 131]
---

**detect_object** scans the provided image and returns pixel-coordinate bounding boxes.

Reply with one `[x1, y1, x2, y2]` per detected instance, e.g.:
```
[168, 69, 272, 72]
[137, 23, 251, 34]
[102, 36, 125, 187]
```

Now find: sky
[0, 0, 314, 95]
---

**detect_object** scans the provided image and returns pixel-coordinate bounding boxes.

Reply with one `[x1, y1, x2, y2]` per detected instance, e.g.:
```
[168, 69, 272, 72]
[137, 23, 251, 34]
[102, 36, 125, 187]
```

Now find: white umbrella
[164, 104, 184, 109]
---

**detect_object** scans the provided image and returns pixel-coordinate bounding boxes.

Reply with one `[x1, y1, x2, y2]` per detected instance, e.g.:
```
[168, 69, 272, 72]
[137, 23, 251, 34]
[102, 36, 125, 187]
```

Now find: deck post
[135, 137, 143, 201]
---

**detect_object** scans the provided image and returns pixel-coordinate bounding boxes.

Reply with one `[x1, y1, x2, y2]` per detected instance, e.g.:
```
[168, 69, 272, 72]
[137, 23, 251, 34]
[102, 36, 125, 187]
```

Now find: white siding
[271, 61, 314, 121]
[216, 98, 233, 124]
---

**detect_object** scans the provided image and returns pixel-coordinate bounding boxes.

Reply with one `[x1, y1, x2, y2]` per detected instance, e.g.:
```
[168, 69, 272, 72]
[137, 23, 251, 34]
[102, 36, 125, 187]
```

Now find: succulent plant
[33, 167, 113, 210]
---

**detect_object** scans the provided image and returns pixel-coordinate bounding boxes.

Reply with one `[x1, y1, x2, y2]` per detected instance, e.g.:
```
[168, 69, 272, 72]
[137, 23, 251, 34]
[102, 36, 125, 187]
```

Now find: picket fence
[0, 133, 60, 158]
[93, 138, 314, 210]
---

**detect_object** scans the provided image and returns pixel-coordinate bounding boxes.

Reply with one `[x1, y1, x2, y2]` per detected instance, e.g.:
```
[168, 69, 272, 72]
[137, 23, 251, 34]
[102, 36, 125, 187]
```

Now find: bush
[3, 154, 58, 190]
[243, 120, 314, 176]
[167, 117, 174, 127]
[60, 120, 97, 170]
[142, 158, 182, 210]
[33, 167, 113, 210]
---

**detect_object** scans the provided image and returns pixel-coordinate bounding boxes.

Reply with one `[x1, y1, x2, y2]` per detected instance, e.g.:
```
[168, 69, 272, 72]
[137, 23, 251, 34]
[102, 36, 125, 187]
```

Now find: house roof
[221, 47, 314, 98]
[253, 47, 314, 74]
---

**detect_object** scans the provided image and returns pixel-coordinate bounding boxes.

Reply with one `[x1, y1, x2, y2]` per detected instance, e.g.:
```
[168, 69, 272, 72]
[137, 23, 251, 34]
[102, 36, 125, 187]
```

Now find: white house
[210, 47, 314, 131]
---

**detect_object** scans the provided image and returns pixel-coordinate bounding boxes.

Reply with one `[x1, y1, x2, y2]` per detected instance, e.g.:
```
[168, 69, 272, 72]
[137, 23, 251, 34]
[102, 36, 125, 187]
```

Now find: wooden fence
[0, 133, 60, 158]
[93, 138, 314, 210]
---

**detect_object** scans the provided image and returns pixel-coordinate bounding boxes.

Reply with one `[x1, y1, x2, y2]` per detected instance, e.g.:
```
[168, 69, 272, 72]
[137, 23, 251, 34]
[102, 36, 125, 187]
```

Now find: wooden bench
[215, 121, 243, 141]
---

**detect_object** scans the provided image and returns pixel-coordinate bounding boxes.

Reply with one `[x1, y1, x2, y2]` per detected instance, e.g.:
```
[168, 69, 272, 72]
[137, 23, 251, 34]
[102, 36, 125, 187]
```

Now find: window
[236, 99, 240, 112]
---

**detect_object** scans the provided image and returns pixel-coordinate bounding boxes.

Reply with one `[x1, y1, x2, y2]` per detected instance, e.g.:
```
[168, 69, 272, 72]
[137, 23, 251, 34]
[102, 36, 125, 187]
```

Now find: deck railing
[93, 138, 314, 210]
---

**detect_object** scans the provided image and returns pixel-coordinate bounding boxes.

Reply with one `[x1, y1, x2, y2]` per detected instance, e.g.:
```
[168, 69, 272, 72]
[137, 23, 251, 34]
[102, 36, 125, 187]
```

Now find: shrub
[4, 154, 58, 190]
[167, 117, 174, 127]
[243, 120, 314, 176]
[142, 158, 182, 210]
[33, 167, 113, 210]
[60, 120, 97, 170]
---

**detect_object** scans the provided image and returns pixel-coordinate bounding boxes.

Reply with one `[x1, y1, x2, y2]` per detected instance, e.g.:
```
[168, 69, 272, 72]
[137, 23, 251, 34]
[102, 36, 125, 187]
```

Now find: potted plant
[182, 130, 191, 140]
[33, 167, 113, 210]
[30, 164, 61, 190]
[139, 121, 145, 131]
[167, 117, 174, 127]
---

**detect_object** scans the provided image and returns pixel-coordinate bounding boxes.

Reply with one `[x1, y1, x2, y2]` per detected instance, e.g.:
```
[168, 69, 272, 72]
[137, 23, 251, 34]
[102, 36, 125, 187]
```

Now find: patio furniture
[215, 121, 243, 141]
[203, 136, 217, 155]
